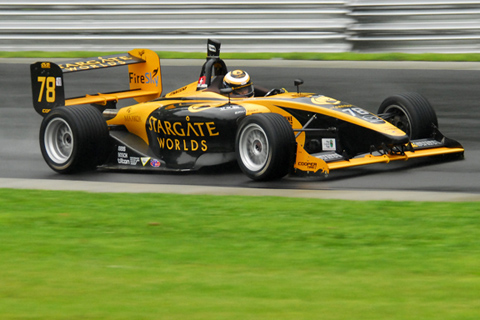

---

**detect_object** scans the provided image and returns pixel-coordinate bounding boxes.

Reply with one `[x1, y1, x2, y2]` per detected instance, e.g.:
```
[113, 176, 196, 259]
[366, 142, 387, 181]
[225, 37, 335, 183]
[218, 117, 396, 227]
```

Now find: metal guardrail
[347, 0, 480, 53]
[1, 1, 479, 53]
[0, 1, 352, 52]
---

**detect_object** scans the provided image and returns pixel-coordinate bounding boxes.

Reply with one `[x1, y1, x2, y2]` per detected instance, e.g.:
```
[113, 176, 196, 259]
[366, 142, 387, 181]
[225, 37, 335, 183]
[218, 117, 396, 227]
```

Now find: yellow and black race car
[30, 39, 464, 181]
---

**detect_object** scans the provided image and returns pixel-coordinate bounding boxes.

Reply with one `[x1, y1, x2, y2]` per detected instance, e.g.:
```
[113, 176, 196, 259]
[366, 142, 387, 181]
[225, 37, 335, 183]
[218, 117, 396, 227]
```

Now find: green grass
[2, 50, 480, 61]
[1, 189, 479, 319]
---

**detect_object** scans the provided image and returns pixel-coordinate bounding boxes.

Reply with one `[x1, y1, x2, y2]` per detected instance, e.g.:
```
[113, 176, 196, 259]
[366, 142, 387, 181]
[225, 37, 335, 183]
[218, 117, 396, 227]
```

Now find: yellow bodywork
[56, 48, 463, 176]
[107, 86, 464, 176]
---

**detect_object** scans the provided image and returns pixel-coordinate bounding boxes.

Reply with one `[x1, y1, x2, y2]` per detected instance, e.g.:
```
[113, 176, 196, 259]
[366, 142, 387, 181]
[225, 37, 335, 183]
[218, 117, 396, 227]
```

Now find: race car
[30, 39, 464, 181]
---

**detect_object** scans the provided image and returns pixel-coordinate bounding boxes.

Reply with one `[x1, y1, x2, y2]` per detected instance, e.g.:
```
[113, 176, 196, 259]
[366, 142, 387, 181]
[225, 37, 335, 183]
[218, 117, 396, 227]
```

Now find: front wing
[293, 131, 464, 176]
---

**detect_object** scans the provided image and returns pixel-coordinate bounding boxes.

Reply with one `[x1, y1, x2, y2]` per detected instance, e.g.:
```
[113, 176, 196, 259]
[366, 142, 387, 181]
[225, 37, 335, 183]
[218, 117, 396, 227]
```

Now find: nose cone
[384, 131, 410, 146]
[374, 120, 410, 145]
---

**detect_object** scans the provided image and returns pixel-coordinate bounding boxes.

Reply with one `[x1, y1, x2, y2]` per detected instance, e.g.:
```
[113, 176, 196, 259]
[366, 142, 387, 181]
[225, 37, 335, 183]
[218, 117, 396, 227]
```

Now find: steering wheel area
[264, 88, 285, 97]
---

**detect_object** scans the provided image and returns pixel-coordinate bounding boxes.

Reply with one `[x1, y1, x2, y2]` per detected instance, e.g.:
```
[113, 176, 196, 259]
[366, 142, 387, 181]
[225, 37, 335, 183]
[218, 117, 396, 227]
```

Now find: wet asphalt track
[1, 58, 479, 201]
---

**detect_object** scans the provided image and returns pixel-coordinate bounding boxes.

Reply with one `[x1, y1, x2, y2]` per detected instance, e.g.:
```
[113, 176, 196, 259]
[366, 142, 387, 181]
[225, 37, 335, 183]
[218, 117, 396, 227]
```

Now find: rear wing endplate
[30, 49, 162, 116]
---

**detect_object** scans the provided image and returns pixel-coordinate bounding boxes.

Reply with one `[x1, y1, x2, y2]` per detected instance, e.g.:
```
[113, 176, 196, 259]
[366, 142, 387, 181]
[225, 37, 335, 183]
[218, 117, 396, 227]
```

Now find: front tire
[235, 113, 296, 181]
[378, 92, 438, 139]
[40, 105, 109, 173]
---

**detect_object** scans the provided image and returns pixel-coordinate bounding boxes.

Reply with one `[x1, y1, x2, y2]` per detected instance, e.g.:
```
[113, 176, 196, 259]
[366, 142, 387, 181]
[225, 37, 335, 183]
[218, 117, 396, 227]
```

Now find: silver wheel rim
[44, 118, 74, 164]
[384, 104, 412, 136]
[238, 123, 269, 172]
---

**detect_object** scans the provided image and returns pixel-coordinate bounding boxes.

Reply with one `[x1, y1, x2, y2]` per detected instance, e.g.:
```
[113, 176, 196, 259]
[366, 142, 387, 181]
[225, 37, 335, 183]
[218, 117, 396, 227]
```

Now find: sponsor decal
[336, 107, 385, 124]
[188, 104, 218, 113]
[129, 69, 159, 87]
[198, 76, 206, 85]
[124, 115, 141, 122]
[117, 146, 129, 158]
[317, 153, 344, 161]
[117, 146, 131, 164]
[322, 138, 336, 151]
[208, 44, 217, 53]
[124, 109, 141, 122]
[197, 76, 207, 89]
[168, 86, 188, 96]
[187, 104, 245, 114]
[59, 55, 135, 72]
[156, 138, 207, 152]
[311, 95, 341, 105]
[148, 117, 219, 137]
[148, 116, 219, 152]
[41, 62, 51, 69]
[412, 140, 443, 148]
[141, 157, 151, 166]
[297, 162, 318, 170]
[115, 145, 141, 165]
[118, 158, 130, 165]
[284, 115, 293, 126]
[129, 157, 140, 165]
[150, 159, 161, 167]
[219, 105, 243, 111]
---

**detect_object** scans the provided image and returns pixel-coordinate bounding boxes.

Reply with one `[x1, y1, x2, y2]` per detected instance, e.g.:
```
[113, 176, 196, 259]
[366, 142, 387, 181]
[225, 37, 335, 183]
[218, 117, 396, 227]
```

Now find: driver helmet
[223, 70, 254, 97]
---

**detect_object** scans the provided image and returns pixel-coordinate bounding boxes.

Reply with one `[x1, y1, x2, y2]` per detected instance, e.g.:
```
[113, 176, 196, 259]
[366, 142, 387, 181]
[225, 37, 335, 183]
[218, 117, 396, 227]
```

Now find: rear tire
[39, 105, 109, 173]
[378, 92, 438, 139]
[236, 113, 296, 181]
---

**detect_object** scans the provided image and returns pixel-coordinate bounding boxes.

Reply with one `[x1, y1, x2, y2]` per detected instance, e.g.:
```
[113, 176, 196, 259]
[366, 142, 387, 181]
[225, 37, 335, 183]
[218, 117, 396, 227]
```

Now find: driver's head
[223, 70, 254, 98]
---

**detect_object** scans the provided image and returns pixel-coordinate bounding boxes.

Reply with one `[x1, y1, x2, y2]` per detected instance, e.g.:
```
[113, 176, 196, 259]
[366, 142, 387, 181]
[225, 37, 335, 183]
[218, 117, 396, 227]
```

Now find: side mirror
[220, 87, 233, 103]
[220, 88, 233, 95]
[294, 79, 304, 93]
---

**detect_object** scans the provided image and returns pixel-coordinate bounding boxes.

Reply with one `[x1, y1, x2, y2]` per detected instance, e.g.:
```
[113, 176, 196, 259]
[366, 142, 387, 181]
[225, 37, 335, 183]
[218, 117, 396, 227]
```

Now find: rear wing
[30, 48, 162, 116]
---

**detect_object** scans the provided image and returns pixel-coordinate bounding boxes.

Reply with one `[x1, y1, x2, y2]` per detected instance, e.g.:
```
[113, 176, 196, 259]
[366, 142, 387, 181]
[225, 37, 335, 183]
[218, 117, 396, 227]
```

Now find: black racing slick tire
[235, 113, 296, 181]
[39, 105, 109, 173]
[378, 92, 438, 140]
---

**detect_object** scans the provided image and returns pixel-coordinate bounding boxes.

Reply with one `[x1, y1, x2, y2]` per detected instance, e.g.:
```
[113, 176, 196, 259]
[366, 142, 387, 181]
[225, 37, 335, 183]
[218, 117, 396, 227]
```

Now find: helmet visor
[232, 84, 254, 97]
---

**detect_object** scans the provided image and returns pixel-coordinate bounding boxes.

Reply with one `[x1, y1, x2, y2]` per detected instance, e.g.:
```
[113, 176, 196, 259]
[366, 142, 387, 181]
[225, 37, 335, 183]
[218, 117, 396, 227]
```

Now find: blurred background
[1, 0, 480, 53]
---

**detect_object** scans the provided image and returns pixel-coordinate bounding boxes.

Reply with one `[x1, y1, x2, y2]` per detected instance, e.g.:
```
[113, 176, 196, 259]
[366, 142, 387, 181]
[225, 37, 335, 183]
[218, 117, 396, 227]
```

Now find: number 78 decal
[341, 107, 385, 124]
[37, 76, 60, 103]
[341, 107, 370, 117]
